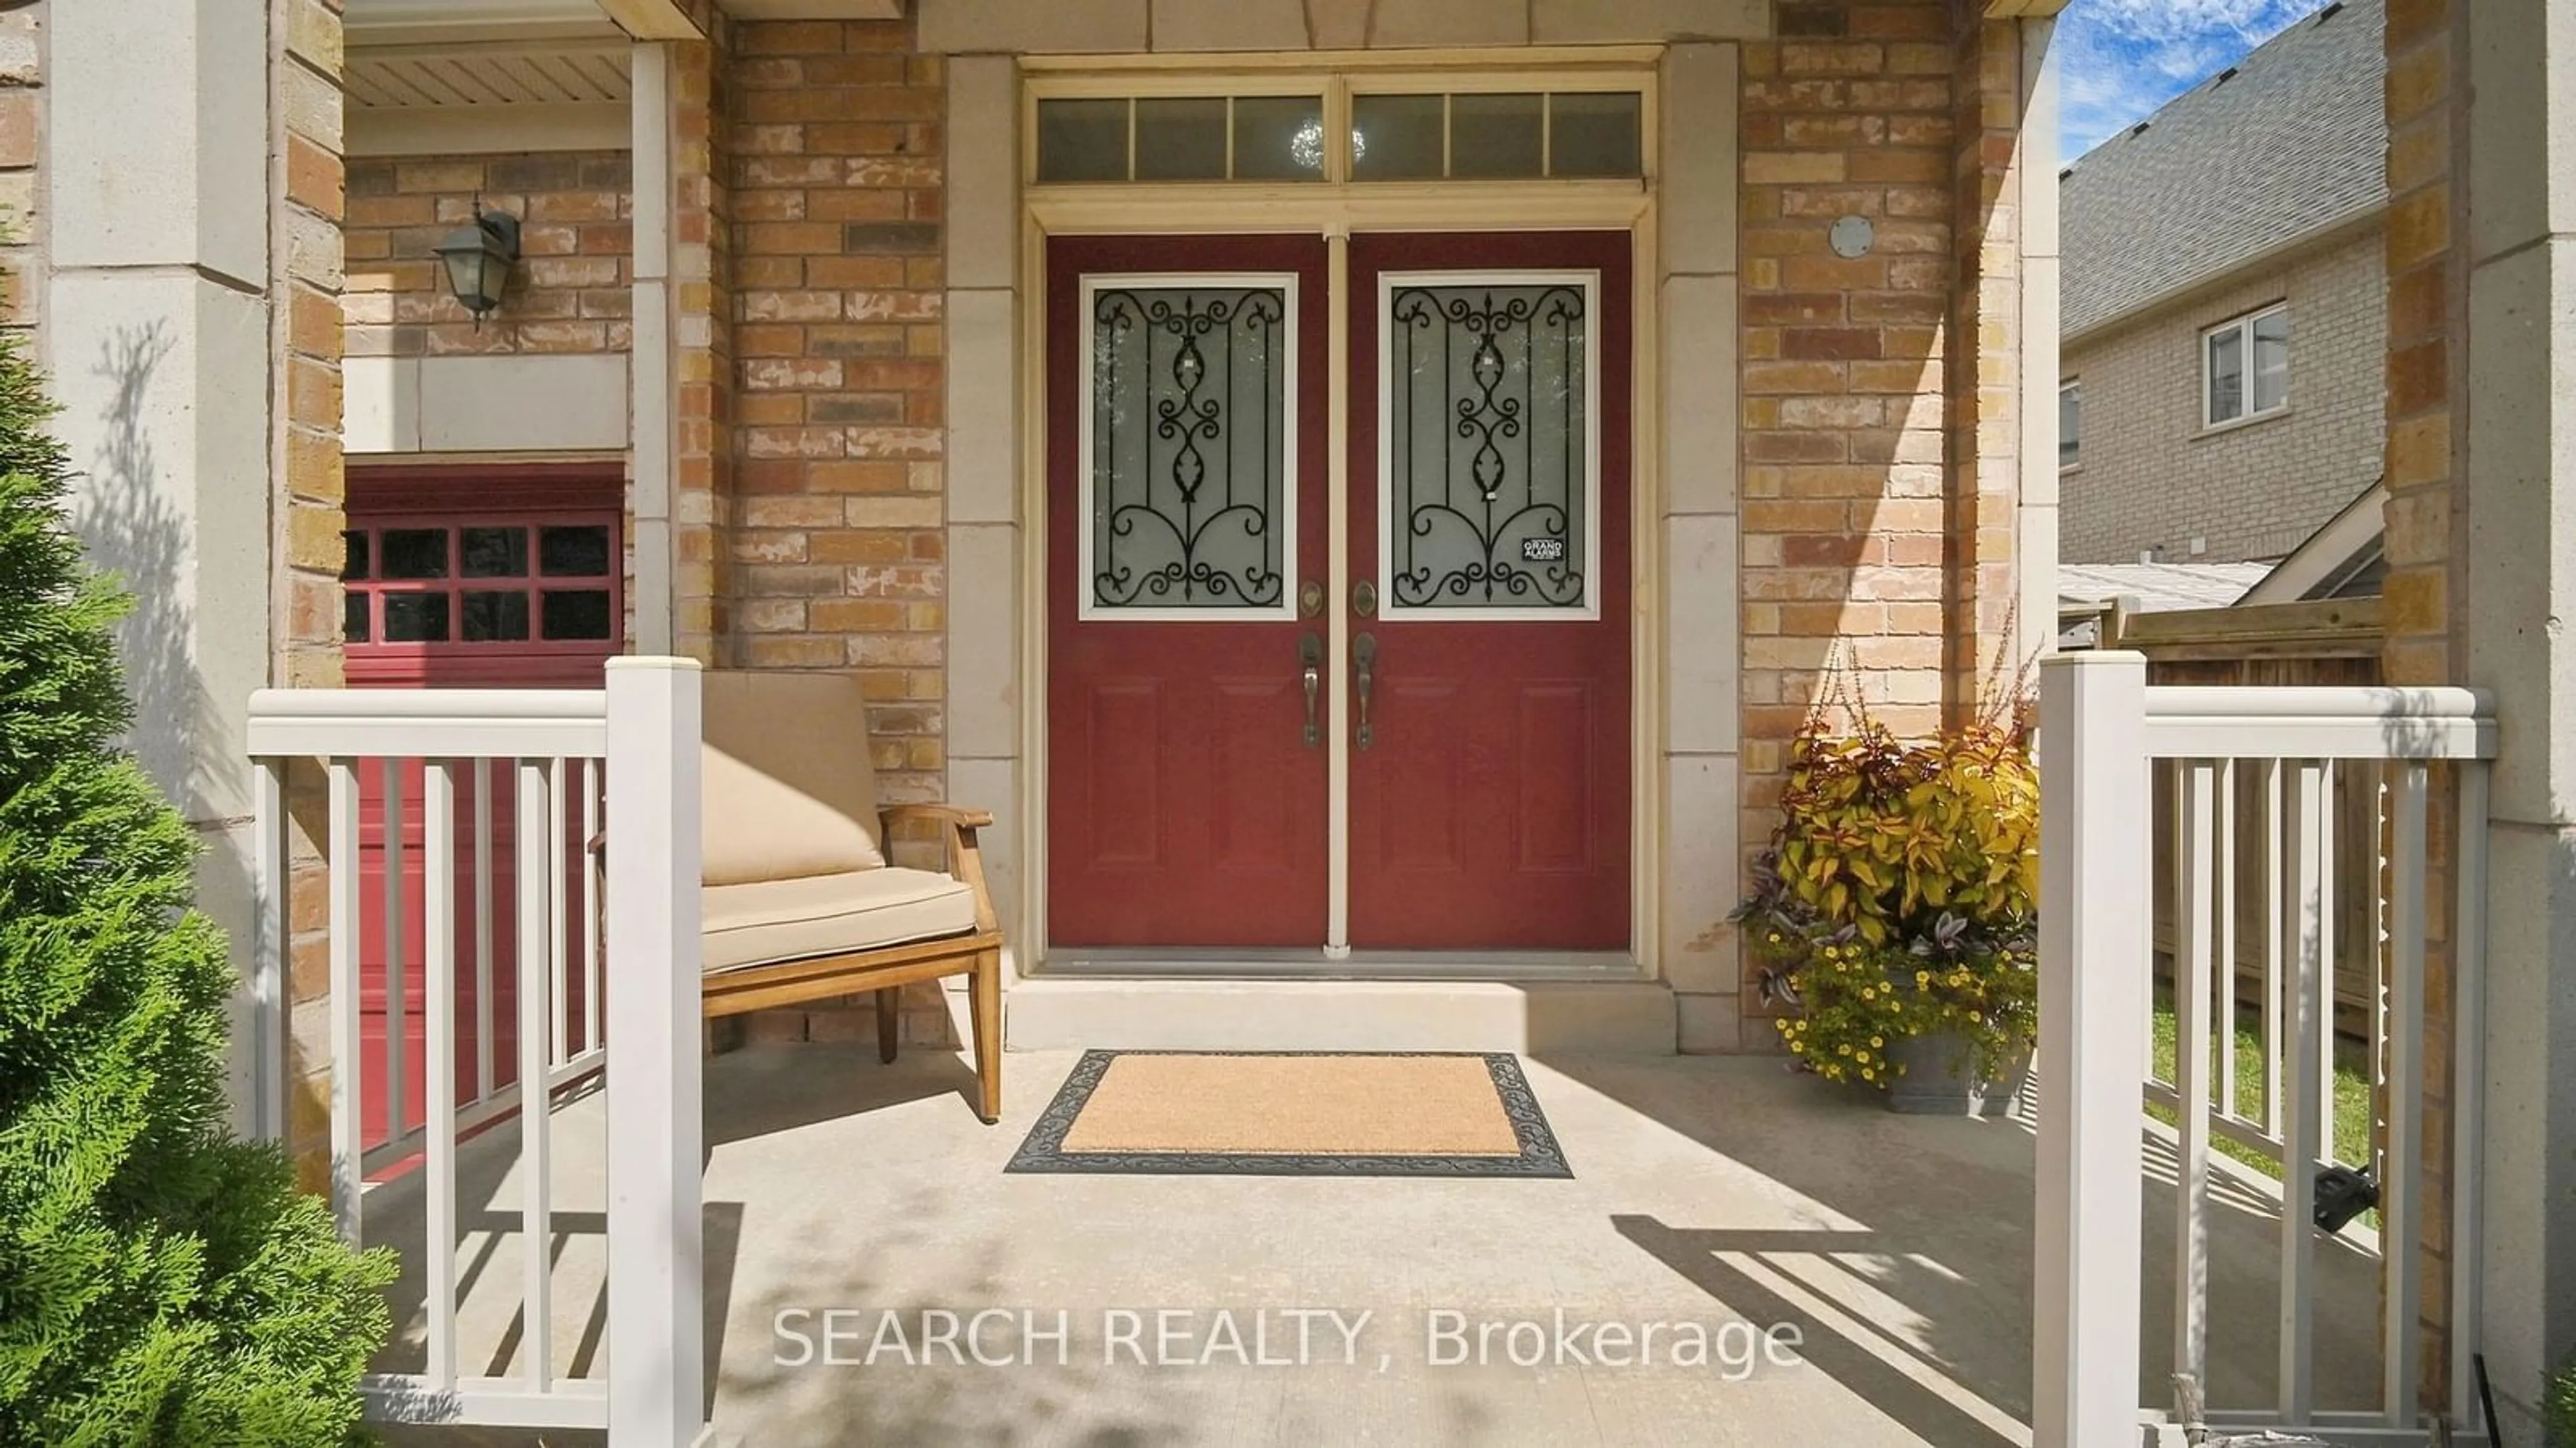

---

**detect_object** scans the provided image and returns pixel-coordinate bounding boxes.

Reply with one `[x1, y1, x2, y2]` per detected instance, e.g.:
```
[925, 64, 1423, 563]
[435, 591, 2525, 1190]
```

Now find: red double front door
[1048, 231, 1632, 953]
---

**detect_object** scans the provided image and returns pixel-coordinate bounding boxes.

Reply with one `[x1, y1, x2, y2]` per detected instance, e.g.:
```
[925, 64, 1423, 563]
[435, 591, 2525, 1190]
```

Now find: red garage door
[343, 464, 624, 1153]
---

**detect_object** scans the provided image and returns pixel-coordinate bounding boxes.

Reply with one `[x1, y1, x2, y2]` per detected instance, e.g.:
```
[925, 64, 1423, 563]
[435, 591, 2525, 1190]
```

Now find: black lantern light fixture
[433, 199, 521, 325]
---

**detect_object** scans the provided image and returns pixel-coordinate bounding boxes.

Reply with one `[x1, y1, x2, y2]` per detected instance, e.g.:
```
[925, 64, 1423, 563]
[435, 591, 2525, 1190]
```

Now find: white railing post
[249, 757, 289, 1142]
[2035, 651, 2150, 1448]
[603, 658, 706, 1448]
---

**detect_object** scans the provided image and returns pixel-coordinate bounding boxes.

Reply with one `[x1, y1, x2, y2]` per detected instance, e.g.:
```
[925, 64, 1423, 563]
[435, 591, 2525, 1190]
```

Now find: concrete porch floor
[370, 1046, 2390, 1448]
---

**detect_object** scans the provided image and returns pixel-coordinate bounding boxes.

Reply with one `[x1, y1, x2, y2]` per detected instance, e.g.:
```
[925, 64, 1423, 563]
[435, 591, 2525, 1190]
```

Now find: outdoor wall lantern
[434, 203, 521, 323]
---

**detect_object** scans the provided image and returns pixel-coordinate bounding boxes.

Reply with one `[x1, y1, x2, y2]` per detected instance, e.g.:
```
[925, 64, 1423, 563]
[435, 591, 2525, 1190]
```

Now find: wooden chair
[694, 669, 1004, 1123]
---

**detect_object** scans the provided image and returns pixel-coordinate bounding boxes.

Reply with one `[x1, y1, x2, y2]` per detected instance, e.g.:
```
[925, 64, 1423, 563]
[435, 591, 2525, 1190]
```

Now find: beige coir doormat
[1004, 1051, 1572, 1178]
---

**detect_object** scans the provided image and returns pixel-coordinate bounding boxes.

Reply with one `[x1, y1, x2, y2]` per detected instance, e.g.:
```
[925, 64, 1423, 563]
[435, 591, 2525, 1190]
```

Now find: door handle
[1299, 632, 1322, 748]
[1353, 632, 1377, 751]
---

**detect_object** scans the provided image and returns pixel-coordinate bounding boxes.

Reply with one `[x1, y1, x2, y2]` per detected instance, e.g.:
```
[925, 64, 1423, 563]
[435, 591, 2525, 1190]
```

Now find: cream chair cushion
[702, 869, 979, 973]
[700, 670, 884, 886]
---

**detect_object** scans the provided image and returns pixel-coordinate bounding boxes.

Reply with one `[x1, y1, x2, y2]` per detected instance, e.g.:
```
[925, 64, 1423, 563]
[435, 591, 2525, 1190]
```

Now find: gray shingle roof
[2060, 0, 2387, 338]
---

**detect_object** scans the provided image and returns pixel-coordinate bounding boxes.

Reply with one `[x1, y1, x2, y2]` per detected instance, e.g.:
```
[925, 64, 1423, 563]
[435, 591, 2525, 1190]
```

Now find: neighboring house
[2052, 559, 2271, 648]
[2057, 0, 2387, 569]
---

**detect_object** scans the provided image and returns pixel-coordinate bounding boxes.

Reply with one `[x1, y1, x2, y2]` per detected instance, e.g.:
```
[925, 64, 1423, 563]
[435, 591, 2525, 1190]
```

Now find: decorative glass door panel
[1348, 234, 1633, 949]
[1082, 278, 1297, 618]
[1381, 273, 1598, 618]
[1049, 237, 1331, 947]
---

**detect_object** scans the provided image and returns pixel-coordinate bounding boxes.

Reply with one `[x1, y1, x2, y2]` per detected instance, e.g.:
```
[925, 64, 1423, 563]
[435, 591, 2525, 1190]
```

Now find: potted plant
[1733, 660, 2040, 1115]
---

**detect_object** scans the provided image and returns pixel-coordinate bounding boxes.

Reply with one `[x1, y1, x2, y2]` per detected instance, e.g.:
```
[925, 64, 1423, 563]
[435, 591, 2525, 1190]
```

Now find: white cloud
[2055, 0, 2328, 161]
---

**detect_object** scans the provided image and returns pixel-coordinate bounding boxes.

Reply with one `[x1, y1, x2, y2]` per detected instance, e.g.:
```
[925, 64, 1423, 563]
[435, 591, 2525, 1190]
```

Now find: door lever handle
[1353, 632, 1377, 751]
[1299, 632, 1322, 747]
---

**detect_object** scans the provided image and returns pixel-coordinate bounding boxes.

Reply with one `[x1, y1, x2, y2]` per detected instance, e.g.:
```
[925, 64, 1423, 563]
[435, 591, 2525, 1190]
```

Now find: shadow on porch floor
[369, 1045, 2387, 1448]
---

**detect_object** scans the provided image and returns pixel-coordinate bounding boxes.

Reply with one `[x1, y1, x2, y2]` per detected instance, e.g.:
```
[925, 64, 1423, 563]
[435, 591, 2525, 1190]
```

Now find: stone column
[2465, 0, 2576, 1430]
[944, 47, 1025, 970]
[1658, 38, 1743, 1050]
[48, 0, 344, 1144]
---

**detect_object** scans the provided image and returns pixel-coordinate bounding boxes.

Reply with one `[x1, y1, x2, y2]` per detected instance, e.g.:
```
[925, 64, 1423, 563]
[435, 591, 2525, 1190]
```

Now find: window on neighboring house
[2059, 380, 2081, 468]
[2203, 303, 2290, 427]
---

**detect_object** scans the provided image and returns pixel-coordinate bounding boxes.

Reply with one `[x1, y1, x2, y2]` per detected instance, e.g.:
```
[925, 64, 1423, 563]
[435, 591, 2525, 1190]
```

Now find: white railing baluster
[603, 658, 707, 1448]
[2034, 652, 2149, 1448]
[516, 757, 555, 1393]
[2262, 757, 2286, 1139]
[582, 758, 601, 1056]
[2319, 760, 2341, 1167]
[2452, 760, 2492, 1432]
[2216, 758, 2239, 1122]
[423, 760, 460, 1390]
[384, 762, 409, 1144]
[2383, 762, 2428, 1428]
[250, 758, 288, 1143]
[2175, 758, 2216, 1388]
[327, 760, 365, 1244]
[474, 758, 495, 1102]
[2279, 759, 2326, 1422]
[549, 757, 570, 1068]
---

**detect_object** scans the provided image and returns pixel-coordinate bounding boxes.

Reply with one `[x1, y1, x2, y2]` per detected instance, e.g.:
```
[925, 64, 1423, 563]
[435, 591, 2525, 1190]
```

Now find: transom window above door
[1028, 68, 1652, 187]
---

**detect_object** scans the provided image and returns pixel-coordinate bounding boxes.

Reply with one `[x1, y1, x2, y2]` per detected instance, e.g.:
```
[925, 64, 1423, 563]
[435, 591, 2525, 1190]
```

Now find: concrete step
[1002, 977, 1678, 1054]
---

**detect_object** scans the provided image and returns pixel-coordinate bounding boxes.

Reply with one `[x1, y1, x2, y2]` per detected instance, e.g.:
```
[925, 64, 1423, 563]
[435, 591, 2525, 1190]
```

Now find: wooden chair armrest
[879, 802, 996, 830]
[878, 803, 999, 934]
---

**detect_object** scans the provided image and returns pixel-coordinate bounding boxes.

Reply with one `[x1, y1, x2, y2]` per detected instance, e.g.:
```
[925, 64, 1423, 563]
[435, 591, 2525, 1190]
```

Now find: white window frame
[2201, 303, 2289, 429]
[2058, 378, 2080, 470]
[1077, 271, 1302, 623]
[1377, 267, 1603, 623]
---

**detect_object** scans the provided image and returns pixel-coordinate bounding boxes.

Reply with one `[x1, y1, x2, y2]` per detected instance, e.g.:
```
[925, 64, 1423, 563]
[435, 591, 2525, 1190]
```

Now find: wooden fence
[2070, 596, 2383, 1030]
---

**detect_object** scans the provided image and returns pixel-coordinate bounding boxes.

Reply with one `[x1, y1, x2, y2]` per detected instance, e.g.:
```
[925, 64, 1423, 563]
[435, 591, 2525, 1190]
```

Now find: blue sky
[2056, 0, 2330, 160]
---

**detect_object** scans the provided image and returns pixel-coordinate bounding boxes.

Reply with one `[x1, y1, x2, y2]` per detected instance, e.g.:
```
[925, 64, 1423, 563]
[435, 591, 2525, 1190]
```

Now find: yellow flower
[1862, 986, 1876, 1000]
[1915, 970, 1931, 986]
[1860, 1068, 1874, 1082]
[1870, 1035, 1884, 1048]
[1836, 1043, 1851, 1056]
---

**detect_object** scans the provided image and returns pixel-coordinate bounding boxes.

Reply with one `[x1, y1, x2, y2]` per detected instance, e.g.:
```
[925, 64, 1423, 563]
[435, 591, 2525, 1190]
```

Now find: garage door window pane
[382, 592, 451, 642]
[540, 525, 611, 578]
[344, 592, 371, 643]
[381, 529, 449, 580]
[462, 590, 531, 641]
[542, 590, 613, 640]
[462, 526, 529, 578]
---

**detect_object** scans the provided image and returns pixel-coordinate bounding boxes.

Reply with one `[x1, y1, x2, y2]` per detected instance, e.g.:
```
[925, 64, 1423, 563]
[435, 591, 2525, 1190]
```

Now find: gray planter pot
[1882, 1029, 2031, 1116]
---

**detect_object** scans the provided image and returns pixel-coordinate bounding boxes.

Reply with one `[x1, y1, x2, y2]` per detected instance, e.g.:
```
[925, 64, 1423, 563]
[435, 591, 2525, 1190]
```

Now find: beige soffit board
[345, 38, 633, 155]
[345, 0, 624, 46]
[724, 0, 904, 16]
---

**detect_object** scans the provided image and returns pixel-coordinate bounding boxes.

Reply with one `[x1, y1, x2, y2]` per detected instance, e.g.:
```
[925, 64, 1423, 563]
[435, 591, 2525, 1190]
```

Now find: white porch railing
[2035, 652, 2496, 1448]
[247, 658, 707, 1446]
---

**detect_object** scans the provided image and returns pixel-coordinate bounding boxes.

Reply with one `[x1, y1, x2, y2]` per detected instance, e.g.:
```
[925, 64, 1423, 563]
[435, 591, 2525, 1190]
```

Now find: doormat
[1004, 1051, 1572, 1178]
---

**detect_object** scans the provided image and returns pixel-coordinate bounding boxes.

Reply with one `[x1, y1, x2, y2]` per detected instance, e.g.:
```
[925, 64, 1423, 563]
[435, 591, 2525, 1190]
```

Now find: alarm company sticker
[1520, 537, 1567, 563]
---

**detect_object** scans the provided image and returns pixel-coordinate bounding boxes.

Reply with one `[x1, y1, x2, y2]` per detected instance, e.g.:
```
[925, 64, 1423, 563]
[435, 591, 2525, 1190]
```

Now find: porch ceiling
[347, 40, 633, 110]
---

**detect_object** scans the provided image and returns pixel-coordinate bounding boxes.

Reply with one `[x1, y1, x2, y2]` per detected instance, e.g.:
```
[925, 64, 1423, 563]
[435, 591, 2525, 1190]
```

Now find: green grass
[2145, 993, 2374, 1193]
